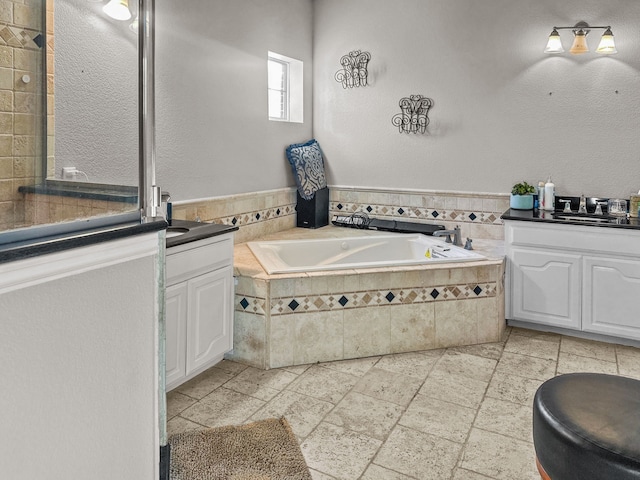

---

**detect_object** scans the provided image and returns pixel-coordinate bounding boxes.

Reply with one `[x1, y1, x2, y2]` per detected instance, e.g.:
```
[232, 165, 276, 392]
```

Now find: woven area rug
[168, 417, 312, 480]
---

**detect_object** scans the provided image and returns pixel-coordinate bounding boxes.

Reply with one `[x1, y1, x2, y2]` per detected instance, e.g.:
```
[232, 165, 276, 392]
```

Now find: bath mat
[168, 417, 312, 480]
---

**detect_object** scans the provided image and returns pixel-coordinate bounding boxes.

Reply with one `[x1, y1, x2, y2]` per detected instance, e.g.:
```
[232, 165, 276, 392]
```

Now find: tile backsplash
[171, 186, 510, 243]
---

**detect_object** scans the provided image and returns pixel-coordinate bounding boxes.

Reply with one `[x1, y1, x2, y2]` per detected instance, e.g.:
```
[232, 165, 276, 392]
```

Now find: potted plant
[510, 181, 535, 210]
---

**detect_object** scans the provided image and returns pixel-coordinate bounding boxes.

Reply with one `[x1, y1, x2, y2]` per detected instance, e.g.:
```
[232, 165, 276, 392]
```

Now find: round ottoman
[533, 373, 640, 480]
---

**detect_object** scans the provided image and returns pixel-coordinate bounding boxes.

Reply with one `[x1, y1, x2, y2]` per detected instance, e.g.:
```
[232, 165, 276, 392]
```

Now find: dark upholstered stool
[533, 373, 640, 480]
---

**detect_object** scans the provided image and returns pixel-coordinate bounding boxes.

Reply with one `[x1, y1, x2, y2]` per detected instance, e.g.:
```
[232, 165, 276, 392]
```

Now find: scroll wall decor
[334, 50, 371, 88]
[391, 95, 434, 134]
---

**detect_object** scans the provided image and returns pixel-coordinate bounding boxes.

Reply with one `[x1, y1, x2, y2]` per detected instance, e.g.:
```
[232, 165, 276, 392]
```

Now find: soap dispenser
[544, 176, 555, 211]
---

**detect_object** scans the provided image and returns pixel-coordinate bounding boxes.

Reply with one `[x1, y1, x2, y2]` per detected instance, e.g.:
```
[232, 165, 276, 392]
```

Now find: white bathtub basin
[248, 233, 486, 274]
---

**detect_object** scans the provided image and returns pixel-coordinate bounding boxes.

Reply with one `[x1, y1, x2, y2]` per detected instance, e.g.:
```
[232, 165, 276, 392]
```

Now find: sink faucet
[433, 225, 462, 246]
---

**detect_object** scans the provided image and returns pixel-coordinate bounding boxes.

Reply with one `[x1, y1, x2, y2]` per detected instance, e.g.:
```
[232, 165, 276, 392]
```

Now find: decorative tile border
[330, 202, 502, 226]
[235, 281, 497, 316]
[218, 203, 296, 228]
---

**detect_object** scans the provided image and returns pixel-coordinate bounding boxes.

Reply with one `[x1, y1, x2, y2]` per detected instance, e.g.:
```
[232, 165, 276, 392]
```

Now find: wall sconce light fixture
[391, 95, 433, 134]
[103, 0, 131, 21]
[544, 21, 617, 55]
[334, 50, 371, 89]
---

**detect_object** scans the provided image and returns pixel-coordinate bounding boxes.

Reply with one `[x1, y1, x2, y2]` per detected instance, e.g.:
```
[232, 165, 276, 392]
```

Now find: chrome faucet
[433, 225, 462, 246]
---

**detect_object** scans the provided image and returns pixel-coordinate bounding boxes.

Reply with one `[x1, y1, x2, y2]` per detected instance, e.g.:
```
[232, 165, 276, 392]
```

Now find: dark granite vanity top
[502, 208, 640, 230]
[165, 220, 238, 248]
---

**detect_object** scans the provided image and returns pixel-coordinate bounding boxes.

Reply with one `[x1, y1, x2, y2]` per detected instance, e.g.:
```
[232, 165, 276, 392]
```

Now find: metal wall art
[391, 95, 434, 134]
[334, 50, 371, 89]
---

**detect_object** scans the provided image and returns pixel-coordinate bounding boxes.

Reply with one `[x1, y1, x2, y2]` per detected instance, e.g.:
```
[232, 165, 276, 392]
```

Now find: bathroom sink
[166, 227, 190, 238]
[552, 213, 625, 224]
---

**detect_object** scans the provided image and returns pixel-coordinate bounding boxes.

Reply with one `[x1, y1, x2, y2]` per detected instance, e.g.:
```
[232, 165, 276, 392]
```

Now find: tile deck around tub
[230, 226, 506, 369]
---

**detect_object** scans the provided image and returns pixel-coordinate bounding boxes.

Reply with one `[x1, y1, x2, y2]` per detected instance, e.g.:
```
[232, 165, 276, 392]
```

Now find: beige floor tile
[373, 425, 462, 479]
[448, 342, 504, 361]
[618, 354, 640, 379]
[301, 422, 382, 480]
[495, 351, 556, 381]
[319, 356, 380, 377]
[352, 367, 423, 406]
[309, 468, 337, 480]
[166, 391, 197, 419]
[281, 363, 313, 375]
[616, 344, 640, 359]
[222, 366, 298, 401]
[556, 352, 618, 375]
[374, 350, 441, 379]
[560, 336, 617, 362]
[174, 366, 235, 399]
[250, 390, 334, 440]
[287, 364, 359, 404]
[361, 464, 417, 479]
[179, 387, 265, 428]
[509, 327, 561, 343]
[325, 391, 405, 441]
[504, 334, 559, 361]
[399, 394, 475, 443]
[485, 371, 543, 406]
[473, 397, 533, 443]
[420, 369, 488, 409]
[460, 428, 539, 480]
[211, 359, 249, 375]
[432, 350, 497, 382]
[166, 416, 205, 437]
[452, 468, 496, 479]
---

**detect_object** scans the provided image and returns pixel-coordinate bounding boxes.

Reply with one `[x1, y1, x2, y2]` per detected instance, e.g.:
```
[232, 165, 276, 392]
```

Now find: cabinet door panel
[583, 256, 640, 340]
[186, 266, 233, 375]
[511, 248, 581, 329]
[165, 283, 188, 390]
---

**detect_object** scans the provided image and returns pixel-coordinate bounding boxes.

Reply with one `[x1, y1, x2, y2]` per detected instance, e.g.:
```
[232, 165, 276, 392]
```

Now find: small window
[268, 51, 303, 123]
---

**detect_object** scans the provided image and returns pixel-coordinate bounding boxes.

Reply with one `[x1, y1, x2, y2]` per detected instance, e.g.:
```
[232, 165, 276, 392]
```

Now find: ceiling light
[103, 0, 131, 21]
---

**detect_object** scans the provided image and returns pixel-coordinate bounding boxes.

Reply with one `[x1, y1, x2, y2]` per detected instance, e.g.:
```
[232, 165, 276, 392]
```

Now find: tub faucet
[433, 225, 462, 246]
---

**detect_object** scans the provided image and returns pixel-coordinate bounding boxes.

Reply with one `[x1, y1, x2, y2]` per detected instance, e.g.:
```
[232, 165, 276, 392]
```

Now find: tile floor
[167, 327, 640, 479]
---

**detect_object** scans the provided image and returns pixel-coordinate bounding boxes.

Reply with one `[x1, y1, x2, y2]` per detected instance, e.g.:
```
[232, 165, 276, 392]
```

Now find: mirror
[50, 0, 139, 185]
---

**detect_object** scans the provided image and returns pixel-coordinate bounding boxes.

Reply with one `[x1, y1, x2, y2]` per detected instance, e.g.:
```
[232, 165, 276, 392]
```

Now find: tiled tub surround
[230, 226, 506, 369]
[170, 186, 510, 245]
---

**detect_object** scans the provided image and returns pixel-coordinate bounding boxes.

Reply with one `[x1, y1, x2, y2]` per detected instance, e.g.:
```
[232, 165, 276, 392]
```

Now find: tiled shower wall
[172, 186, 510, 243]
[0, 0, 46, 231]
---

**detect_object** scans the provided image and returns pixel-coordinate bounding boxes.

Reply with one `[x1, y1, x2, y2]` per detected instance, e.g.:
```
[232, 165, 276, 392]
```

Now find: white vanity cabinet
[165, 232, 234, 391]
[505, 221, 640, 341]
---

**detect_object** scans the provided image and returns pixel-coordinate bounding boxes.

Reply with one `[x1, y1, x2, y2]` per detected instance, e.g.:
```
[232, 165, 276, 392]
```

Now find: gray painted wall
[155, 0, 314, 201]
[313, 0, 640, 198]
[55, 0, 138, 184]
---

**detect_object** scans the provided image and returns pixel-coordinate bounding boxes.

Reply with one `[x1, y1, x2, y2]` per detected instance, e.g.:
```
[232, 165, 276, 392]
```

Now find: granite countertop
[166, 220, 238, 248]
[501, 208, 640, 230]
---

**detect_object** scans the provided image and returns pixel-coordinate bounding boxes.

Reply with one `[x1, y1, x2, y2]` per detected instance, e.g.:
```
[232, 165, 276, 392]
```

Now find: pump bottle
[544, 176, 555, 211]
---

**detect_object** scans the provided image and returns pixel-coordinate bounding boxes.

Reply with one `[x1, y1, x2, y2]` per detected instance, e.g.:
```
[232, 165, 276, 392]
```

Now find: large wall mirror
[0, 0, 146, 236]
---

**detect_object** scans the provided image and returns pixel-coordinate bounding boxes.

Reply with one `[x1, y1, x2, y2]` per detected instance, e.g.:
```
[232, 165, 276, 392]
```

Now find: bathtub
[247, 233, 486, 274]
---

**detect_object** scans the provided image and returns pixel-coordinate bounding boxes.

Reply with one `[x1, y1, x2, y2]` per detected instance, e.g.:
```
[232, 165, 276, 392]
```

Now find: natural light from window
[267, 51, 303, 123]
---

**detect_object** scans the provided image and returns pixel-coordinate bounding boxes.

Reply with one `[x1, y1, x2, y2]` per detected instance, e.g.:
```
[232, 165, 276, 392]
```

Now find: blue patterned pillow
[286, 139, 327, 200]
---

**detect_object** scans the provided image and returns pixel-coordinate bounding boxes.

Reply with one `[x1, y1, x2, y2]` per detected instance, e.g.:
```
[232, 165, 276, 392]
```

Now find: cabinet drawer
[166, 236, 233, 285]
[506, 221, 640, 256]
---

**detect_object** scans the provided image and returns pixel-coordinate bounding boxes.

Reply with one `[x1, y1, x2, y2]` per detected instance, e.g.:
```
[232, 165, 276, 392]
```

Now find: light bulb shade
[544, 29, 564, 54]
[569, 30, 589, 54]
[596, 28, 617, 54]
[103, 0, 131, 20]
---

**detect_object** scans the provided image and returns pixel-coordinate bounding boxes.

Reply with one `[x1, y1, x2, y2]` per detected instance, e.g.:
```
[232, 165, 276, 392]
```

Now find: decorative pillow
[285, 139, 327, 200]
